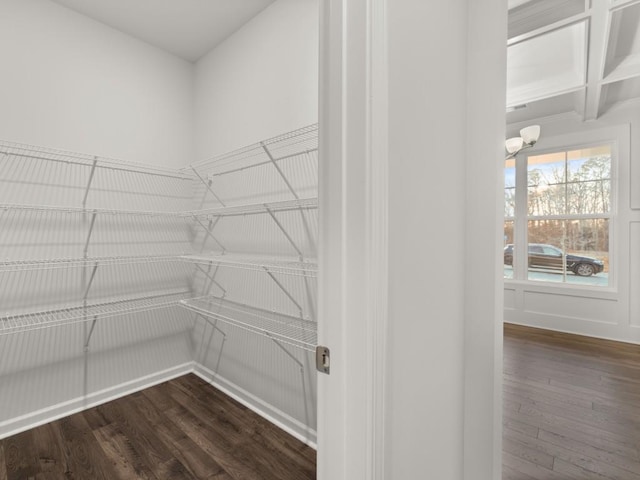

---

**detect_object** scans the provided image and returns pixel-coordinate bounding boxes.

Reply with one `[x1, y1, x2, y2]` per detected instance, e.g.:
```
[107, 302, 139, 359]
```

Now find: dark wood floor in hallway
[503, 323, 640, 480]
[0, 374, 316, 480]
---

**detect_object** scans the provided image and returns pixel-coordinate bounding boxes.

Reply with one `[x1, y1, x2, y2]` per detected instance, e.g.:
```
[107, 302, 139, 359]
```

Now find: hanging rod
[0, 140, 194, 181]
[189, 197, 318, 218]
[180, 296, 317, 352]
[181, 254, 317, 277]
[0, 290, 191, 336]
[0, 254, 190, 273]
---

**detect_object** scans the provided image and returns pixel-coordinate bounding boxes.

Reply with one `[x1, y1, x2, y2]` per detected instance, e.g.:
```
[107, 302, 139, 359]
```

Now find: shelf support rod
[263, 267, 304, 318]
[267, 333, 304, 369]
[266, 207, 304, 259]
[267, 332, 311, 430]
[83, 262, 99, 300]
[197, 313, 227, 337]
[303, 274, 317, 323]
[191, 167, 226, 207]
[83, 212, 97, 258]
[82, 158, 98, 209]
[202, 263, 225, 299]
[195, 263, 227, 297]
[199, 217, 221, 253]
[84, 315, 98, 351]
[261, 143, 299, 200]
[193, 216, 226, 252]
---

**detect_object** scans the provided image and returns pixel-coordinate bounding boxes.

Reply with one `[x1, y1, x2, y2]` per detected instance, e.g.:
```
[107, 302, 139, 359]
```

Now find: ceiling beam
[583, 0, 610, 120]
[610, 0, 640, 11]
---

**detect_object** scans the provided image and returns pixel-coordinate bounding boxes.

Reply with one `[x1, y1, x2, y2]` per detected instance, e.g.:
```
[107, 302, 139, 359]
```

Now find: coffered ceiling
[506, 0, 640, 125]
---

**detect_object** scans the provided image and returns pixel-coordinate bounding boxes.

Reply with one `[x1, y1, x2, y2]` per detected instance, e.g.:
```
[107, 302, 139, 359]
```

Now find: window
[504, 158, 515, 279]
[504, 144, 612, 287]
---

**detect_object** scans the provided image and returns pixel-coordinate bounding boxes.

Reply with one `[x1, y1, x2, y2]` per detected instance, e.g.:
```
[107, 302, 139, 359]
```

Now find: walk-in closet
[0, 0, 320, 478]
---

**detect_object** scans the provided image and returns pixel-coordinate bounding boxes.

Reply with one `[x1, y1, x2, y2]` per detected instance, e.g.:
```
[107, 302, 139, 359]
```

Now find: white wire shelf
[0, 290, 191, 336]
[190, 124, 318, 176]
[181, 254, 317, 277]
[0, 203, 187, 218]
[0, 254, 189, 273]
[0, 199, 318, 218]
[189, 197, 318, 218]
[0, 139, 194, 181]
[180, 296, 317, 352]
[0, 254, 313, 275]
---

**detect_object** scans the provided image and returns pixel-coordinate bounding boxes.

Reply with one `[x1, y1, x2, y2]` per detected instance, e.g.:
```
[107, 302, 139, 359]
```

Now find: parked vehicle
[503, 243, 604, 277]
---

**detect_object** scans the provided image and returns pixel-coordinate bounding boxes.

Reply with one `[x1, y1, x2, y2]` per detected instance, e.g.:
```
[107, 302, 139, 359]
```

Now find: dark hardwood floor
[503, 323, 640, 480]
[2, 325, 638, 480]
[0, 374, 316, 480]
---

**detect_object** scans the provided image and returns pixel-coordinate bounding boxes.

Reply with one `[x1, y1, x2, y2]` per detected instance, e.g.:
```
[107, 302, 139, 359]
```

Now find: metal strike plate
[316, 346, 330, 374]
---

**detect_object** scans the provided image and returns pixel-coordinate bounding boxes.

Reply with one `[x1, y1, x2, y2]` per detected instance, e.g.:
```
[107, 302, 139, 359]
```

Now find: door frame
[317, 0, 389, 479]
[316, 0, 505, 478]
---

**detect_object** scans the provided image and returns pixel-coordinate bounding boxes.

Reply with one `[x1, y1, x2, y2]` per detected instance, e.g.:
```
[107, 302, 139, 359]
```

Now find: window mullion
[515, 152, 529, 279]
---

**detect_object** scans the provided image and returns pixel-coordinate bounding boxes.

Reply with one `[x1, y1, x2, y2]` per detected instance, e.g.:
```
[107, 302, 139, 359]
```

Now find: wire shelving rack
[182, 253, 317, 277]
[188, 197, 318, 219]
[0, 290, 191, 336]
[180, 296, 317, 352]
[0, 254, 187, 273]
[0, 124, 319, 351]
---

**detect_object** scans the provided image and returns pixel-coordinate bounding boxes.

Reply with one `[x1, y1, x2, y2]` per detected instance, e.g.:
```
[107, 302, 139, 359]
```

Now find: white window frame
[505, 125, 628, 294]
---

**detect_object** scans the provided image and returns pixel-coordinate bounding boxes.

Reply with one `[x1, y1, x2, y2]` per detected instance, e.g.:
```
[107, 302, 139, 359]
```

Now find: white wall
[384, 0, 506, 476]
[385, 0, 466, 474]
[194, 0, 318, 160]
[189, 0, 320, 444]
[0, 0, 194, 168]
[0, 0, 196, 438]
[505, 104, 640, 344]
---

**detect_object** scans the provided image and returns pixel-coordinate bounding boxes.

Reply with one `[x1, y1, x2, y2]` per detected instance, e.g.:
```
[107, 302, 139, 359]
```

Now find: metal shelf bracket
[193, 216, 226, 253]
[195, 263, 227, 297]
[263, 266, 304, 318]
[268, 333, 304, 370]
[82, 158, 98, 209]
[83, 211, 97, 258]
[266, 207, 304, 260]
[191, 166, 226, 207]
[261, 142, 299, 200]
[84, 315, 98, 351]
[83, 262, 99, 300]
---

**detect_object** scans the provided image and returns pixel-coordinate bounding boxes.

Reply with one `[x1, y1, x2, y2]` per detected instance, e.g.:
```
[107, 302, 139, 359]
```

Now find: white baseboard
[0, 361, 318, 450]
[193, 363, 318, 449]
[0, 362, 194, 440]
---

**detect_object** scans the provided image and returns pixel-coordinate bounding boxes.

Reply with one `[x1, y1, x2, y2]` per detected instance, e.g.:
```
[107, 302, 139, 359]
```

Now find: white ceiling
[49, 0, 275, 62]
[506, 0, 640, 125]
[48, 0, 640, 120]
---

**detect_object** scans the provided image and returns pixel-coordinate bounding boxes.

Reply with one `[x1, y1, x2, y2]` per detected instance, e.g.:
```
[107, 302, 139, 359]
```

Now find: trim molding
[0, 362, 193, 440]
[192, 364, 317, 448]
[0, 361, 318, 450]
[318, 0, 390, 478]
[366, 0, 389, 478]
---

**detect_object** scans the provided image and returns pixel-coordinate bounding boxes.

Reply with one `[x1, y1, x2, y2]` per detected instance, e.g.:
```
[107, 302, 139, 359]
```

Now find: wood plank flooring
[2, 325, 638, 479]
[0, 374, 316, 480]
[504, 323, 640, 480]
